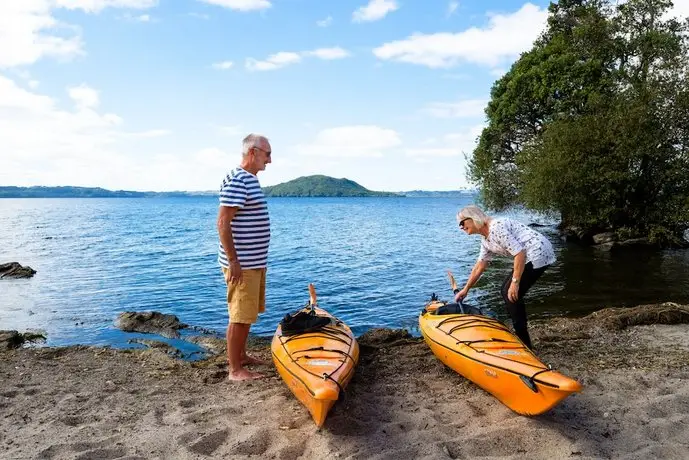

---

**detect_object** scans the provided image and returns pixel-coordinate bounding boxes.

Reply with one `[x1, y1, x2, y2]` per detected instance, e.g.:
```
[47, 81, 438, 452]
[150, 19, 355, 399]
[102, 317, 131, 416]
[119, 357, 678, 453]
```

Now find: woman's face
[458, 216, 479, 235]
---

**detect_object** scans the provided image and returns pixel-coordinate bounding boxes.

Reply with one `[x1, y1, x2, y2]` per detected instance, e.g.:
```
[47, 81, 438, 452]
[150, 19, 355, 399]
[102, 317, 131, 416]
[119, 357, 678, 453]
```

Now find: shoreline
[3, 303, 689, 459]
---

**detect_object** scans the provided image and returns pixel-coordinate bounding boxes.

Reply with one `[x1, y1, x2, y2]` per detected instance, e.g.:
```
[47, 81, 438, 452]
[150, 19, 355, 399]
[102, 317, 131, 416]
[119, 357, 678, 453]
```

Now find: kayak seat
[435, 302, 497, 318]
[280, 310, 332, 336]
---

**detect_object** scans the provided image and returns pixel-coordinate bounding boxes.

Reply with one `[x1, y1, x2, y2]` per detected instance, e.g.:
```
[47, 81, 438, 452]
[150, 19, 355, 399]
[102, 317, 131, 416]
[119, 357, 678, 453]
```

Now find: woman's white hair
[457, 205, 490, 228]
[241, 133, 269, 156]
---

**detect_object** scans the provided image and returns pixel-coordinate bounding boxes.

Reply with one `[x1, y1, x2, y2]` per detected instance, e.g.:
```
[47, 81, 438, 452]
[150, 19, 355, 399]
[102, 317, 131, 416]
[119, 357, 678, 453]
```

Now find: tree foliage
[468, 0, 689, 245]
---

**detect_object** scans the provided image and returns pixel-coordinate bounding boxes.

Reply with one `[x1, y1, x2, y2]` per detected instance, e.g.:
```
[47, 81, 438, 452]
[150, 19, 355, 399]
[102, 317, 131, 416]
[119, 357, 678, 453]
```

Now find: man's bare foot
[227, 368, 265, 381]
[241, 354, 267, 366]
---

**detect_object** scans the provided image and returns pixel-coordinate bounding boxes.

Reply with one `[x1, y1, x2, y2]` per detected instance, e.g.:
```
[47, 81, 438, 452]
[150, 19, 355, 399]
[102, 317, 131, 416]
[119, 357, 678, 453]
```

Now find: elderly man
[217, 133, 272, 381]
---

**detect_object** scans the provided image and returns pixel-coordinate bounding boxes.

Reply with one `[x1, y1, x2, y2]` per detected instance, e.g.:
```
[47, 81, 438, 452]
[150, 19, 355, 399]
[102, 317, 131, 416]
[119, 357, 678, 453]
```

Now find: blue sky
[2, 1, 688, 192]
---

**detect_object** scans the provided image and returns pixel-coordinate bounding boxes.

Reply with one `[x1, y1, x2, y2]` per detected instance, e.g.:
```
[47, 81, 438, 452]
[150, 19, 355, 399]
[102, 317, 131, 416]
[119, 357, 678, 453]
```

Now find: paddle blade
[447, 270, 459, 292]
[308, 283, 318, 307]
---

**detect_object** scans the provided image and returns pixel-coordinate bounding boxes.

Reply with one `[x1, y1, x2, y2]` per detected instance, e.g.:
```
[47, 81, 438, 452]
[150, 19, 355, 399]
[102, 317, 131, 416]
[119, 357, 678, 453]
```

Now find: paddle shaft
[447, 270, 466, 314]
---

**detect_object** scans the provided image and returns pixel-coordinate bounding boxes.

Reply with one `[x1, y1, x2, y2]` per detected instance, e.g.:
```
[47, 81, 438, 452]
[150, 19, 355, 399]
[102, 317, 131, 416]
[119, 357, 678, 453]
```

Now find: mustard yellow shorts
[221, 267, 266, 324]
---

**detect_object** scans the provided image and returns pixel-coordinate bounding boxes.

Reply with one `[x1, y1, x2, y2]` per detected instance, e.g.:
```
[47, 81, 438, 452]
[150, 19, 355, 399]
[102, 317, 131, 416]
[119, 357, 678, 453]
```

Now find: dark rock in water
[0, 330, 46, 349]
[559, 225, 594, 244]
[187, 325, 218, 335]
[0, 262, 37, 279]
[127, 338, 183, 358]
[592, 232, 616, 245]
[115, 311, 188, 339]
[186, 336, 226, 355]
[616, 237, 651, 248]
[592, 242, 616, 252]
[592, 237, 653, 252]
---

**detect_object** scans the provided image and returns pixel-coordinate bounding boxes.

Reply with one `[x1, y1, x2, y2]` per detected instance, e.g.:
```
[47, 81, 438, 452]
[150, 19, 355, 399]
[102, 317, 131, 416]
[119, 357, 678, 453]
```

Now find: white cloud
[447, 1, 459, 17]
[294, 125, 401, 158]
[29, 80, 40, 89]
[317, 16, 333, 27]
[246, 52, 302, 71]
[145, 147, 239, 190]
[306, 47, 351, 60]
[0, 3, 83, 68]
[421, 98, 487, 118]
[352, 0, 399, 22]
[0, 75, 54, 112]
[372, 3, 548, 68]
[212, 60, 234, 70]
[246, 47, 351, 71]
[122, 128, 171, 138]
[214, 124, 243, 136]
[68, 83, 99, 109]
[126, 13, 152, 22]
[188, 12, 210, 19]
[405, 125, 484, 158]
[197, 0, 271, 12]
[0, 1, 158, 69]
[54, 1, 158, 13]
[0, 75, 183, 190]
[353, 0, 399, 23]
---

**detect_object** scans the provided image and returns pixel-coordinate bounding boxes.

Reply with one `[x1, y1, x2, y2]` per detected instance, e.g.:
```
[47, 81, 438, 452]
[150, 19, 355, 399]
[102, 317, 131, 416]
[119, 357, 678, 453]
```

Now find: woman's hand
[455, 287, 469, 302]
[508, 281, 519, 302]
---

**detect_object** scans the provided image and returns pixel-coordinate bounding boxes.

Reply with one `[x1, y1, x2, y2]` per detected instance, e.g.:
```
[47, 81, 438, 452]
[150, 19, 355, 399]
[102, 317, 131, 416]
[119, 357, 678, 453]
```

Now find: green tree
[468, 0, 689, 245]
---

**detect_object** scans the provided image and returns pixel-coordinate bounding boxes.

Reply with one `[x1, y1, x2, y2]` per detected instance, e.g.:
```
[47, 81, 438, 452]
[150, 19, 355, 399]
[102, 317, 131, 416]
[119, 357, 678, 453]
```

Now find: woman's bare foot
[227, 368, 265, 381]
[241, 354, 267, 366]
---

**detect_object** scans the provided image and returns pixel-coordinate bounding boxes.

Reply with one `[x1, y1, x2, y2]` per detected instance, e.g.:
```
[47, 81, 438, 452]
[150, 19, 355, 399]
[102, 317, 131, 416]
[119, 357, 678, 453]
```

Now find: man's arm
[217, 205, 242, 283]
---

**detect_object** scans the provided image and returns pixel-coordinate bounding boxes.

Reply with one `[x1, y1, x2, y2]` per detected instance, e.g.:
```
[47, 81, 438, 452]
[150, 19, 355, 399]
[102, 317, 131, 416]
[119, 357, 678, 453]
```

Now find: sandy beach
[2, 303, 689, 460]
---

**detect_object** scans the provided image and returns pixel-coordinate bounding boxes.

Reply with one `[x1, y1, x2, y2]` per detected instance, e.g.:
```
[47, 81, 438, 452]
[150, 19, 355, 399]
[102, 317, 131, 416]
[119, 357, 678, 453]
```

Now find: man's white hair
[242, 133, 269, 156]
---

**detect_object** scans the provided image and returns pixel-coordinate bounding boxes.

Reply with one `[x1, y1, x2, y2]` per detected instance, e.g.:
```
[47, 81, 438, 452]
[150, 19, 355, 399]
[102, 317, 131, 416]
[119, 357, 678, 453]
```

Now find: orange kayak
[419, 279, 582, 416]
[271, 284, 359, 427]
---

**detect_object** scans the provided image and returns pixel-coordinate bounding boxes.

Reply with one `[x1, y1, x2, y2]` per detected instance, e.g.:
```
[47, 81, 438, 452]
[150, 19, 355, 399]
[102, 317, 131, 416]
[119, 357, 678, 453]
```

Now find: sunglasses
[459, 217, 470, 229]
[253, 147, 271, 157]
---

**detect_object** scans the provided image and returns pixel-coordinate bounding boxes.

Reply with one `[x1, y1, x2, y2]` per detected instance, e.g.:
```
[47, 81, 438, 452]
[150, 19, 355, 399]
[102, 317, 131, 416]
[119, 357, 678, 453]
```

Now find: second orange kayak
[419, 289, 582, 416]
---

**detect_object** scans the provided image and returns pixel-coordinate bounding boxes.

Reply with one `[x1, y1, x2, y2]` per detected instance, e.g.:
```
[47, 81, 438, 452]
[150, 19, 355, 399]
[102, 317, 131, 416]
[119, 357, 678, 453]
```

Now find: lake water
[2, 196, 688, 351]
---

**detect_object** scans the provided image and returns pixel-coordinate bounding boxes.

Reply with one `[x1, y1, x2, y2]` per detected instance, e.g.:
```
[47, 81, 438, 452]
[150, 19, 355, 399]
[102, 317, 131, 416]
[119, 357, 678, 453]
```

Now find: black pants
[500, 262, 548, 349]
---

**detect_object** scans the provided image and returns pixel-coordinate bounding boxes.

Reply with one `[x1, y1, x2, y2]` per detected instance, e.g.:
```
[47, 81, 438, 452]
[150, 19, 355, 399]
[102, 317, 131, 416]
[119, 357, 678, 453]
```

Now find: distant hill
[0, 186, 215, 198]
[262, 175, 400, 197]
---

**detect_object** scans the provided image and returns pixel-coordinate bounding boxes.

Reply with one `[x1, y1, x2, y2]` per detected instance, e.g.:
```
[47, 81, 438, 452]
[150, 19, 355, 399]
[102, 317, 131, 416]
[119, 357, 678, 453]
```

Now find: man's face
[251, 141, 272, 171]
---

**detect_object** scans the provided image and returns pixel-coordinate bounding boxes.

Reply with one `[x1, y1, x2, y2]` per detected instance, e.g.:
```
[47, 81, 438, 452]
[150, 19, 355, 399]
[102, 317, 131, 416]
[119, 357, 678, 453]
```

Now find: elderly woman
[454, 205, 556, 349]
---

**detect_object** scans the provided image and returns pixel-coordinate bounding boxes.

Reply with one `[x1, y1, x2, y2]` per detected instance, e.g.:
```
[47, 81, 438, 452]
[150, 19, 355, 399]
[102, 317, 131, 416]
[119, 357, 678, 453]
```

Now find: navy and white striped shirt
[218, 167, 271, 270]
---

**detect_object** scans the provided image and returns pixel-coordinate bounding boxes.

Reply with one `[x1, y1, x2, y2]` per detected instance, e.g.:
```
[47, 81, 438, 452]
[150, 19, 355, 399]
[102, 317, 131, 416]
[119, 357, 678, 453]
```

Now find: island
[0, 186, 216, 198]
[262, 175, 401, 197]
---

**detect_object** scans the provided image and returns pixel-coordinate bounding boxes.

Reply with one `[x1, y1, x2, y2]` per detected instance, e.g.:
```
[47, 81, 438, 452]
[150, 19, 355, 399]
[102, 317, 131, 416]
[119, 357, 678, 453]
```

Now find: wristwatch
[511, 277, 520, 284]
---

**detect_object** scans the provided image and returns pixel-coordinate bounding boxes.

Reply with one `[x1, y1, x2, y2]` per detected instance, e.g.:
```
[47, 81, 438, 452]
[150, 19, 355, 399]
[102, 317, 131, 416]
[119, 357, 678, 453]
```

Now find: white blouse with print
[477, 218, 556, 269]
